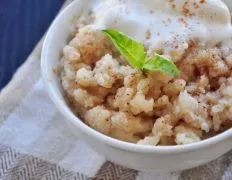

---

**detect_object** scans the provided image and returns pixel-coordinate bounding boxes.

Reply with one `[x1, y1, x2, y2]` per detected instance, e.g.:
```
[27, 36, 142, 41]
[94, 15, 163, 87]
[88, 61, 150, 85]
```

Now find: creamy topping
[87, 0, 232, 46]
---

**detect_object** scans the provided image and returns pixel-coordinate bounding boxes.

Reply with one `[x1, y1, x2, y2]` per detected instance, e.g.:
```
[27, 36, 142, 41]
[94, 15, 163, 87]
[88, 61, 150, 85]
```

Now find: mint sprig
[102, 29, 180, 76]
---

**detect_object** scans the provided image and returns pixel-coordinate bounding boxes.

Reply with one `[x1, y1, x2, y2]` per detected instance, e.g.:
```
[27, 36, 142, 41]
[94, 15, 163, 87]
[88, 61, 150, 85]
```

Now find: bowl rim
[41, 0, 232, 154]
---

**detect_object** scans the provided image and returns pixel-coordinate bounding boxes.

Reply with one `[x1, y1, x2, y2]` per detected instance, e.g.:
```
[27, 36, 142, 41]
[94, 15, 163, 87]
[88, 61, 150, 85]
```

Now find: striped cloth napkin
[0, 1, 232, 179]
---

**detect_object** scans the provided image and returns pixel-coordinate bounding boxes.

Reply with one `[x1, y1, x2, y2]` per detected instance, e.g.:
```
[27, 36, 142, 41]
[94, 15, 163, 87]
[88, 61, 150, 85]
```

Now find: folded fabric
[0, 0, 231, 179]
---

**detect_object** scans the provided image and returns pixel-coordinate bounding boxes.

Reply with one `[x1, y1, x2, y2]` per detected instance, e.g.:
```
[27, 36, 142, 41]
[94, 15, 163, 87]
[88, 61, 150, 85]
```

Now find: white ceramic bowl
[41, 0, 232, 172]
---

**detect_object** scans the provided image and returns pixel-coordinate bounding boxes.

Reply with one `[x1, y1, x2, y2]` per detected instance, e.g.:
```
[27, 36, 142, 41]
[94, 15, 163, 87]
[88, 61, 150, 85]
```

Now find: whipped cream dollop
[87, 0, 232, 46]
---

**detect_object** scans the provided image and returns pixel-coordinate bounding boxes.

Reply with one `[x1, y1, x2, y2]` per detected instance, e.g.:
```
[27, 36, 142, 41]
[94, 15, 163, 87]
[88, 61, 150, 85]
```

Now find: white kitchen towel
[0, 1, 232, 180]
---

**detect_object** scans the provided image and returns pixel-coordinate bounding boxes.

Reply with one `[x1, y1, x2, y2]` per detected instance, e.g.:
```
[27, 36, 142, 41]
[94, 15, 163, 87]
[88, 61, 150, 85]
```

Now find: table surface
[0, 0, 64, 89]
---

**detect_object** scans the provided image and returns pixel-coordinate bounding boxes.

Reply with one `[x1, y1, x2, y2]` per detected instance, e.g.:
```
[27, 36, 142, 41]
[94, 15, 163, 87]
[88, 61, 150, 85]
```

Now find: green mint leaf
[102, 29, 146, 68]
[102, 29, 180, 76]
[143, 54, 180, 76]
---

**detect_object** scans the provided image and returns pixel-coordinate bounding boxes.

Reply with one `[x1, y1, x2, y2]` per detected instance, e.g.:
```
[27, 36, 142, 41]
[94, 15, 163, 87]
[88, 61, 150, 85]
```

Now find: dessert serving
[59, 0, 232, 146]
